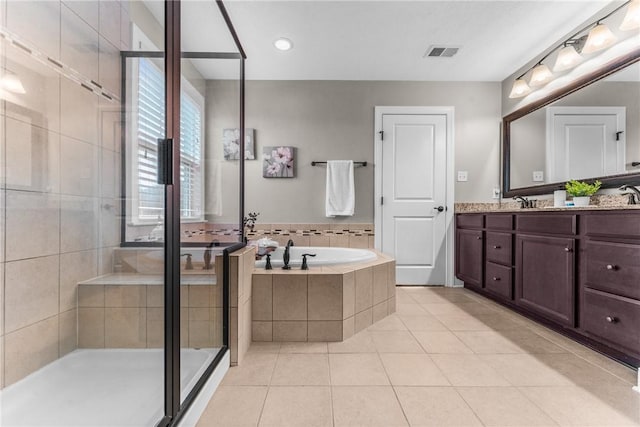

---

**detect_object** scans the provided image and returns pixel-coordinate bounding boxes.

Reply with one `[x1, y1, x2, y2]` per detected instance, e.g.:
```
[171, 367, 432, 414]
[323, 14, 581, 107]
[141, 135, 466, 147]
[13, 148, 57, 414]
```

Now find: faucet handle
[265, 253, 272, 270]
[301, 253, 316, 270]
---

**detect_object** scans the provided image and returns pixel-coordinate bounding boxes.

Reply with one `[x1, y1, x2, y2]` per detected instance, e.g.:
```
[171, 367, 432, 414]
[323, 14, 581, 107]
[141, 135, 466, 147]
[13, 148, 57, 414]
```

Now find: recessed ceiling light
[274, 38, 293, 51]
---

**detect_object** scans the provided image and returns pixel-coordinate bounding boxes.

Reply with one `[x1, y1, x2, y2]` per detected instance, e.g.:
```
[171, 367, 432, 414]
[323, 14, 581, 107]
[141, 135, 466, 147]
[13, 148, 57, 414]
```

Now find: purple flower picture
[263, 146, 295, 178]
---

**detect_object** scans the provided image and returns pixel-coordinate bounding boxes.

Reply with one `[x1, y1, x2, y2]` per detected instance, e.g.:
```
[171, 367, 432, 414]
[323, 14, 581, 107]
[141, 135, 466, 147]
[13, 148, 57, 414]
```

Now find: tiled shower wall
[0, 0, 129, 388]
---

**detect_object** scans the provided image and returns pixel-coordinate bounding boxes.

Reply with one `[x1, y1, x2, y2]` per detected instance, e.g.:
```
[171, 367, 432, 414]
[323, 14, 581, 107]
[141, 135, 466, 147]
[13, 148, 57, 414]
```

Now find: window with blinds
[133, 58, 204, 222]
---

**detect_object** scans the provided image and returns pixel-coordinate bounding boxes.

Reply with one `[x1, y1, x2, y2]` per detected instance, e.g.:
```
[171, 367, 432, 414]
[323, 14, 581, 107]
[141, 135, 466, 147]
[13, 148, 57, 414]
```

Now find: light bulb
[553, 45, 583, 72]
[509, 78, 532, 98]
[273, 38, 293, 51]
[582, 23, 617, 54]
[0, 73, 26, 94]
[529, 63, 553, 87]
[620, 0, 640, 31]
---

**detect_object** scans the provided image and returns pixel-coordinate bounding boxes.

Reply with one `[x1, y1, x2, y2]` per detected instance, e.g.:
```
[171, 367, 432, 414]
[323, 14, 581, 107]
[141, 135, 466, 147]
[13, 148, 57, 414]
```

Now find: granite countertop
[79, 273, 216, 286]
[455, 194, 639, 213]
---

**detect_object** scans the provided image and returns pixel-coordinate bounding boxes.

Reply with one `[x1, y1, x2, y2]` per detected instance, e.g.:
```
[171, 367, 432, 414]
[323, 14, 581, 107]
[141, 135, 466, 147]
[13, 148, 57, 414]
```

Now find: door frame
[374, 106, 456, 286]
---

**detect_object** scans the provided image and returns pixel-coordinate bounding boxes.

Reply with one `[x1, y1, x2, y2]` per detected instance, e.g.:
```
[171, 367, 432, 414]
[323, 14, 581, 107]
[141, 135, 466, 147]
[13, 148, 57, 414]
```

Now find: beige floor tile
[399, 314, 448, 332]
[406, 292, 452, 304]
[479, 354, 574, 386]
[379, 353, 450, 386]
[396, 292, 418, 304]
[455, 330, 525, 354]
[431, 354, 510, 386]
[457, 386, 558, 426]
[329, 353, 389, 385]
[367, 314, 407, 331]
[279, 342, 328, 353]
[413, 331, 474, 354]
[396, 303, 429, 316]
[534, 353, 633, 387]
[422, 302, 496, 316]
[328, 331, 376, 353]
[520, 386, 640, 426]
[498, 329, 568, 354]
[395, 386, 482, 427]
[332, 386, 408, 427]
[197, 386, 267, 427]
[435, 313, 494, 331]
[572, 350, 637, 385]
[222, 353, 278, 386]
[369, 331, 424, 353]
[247, 342, 282, 353]
[472, 313, 530, 331]
[259, 386, 332, 427]
[271, 353, 330, 386]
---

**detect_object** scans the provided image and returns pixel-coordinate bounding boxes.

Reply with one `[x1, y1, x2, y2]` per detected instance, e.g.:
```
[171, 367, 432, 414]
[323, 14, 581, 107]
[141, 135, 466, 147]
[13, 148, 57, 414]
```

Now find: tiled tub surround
[252, 252, 396, 342]
[0, 0, 130, 389]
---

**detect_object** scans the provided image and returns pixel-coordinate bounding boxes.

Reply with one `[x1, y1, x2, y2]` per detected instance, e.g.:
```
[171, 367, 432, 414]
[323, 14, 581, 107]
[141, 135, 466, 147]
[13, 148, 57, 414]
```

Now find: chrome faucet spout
[619, 184, 640, 205]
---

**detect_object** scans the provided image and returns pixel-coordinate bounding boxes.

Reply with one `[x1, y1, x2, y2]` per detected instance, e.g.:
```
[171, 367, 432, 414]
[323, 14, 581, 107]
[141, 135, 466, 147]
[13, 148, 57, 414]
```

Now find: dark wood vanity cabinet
[456, 210, 640, 367]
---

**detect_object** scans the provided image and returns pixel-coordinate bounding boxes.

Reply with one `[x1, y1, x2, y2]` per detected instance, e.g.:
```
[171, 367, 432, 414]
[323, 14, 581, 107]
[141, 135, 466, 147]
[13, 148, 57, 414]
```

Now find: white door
[546, 106, 626, 182]
[380, 113, 448, 285]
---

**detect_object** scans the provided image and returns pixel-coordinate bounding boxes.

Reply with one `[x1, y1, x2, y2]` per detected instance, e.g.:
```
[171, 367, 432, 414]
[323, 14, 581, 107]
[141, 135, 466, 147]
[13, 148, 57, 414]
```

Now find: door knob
[434, 206, 445, 212]
[606, 264, 618, 271]
[564, 247, 572, 252]
[606, 316, 618, 323]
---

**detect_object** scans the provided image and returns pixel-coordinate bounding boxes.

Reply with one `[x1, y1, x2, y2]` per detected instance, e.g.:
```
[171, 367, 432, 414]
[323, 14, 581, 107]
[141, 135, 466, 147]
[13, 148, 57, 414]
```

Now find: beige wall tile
[78, 307, 105, 348]
[100, 147, 118, 198]
[0, 263, 4, 335]
[99, 0, 121, 50]
[342, 271, 355, 319]
[188, 285, 212, 308]
[60, 250, 98, 312]
[252, 274, 272, 321]
[59, 308, 77, 356]
[146, 307, 163, 348]
[308, 274, 342, 321]
[6, 1, 61, 59]
[5, 255, 59, 333]
[146, 285, 163, 308]
[189, 307, 215, 349]
[78, 285, 105, 307]
[229, 256, 240, 307]
[60, 135, 99, 196]
[134, 250, 162, 274]
[61, 6, 99, 85]
[120, 8, 131, 50]
[252, 321, 273, 342]
[308, 321, 342, 342]
[230, 307, 238, 364]
[60, 195, 99, 253]
[105, 285, 146, 308]
[329, 234, 350, 247]
[372, 301, 388, 323]
[0, 336, 4, 389]
[113, 249, 137, 273]
[4, 316, 59, 386]
[5, 191, 60, 261]
[105, 307, 146, 348]
[372, 263, 387, 305]
[342, 317, 354, 341]
[388, 297, 396, 314]
[349, 234, 369, 249]
[354, 308, 372, 333]
[355, 267, 373, 313]
[63, 0, 99, 30]
[273, 321, 307, 342]
[368, 235, 375, 248]
[309, 235, 330, 247]
[273, 275, 307, 321]
[388, 261, 396, 298]
[242, 247, 256, 303]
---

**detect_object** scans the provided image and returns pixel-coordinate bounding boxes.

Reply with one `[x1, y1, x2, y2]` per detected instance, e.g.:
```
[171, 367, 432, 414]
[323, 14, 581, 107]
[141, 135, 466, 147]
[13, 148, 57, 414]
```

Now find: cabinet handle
[492, 277, 501, 281]
[492, 245, 501, 249]
[564, 247, 572, 252]
[476, 236, 482, 240]
[606, 264, 618, 271]
[605, 316, 618, 323]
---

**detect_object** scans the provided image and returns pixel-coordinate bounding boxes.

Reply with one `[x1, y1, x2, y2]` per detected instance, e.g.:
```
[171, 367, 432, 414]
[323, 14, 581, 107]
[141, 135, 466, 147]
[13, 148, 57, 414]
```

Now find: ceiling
[150, 0, 617, 81]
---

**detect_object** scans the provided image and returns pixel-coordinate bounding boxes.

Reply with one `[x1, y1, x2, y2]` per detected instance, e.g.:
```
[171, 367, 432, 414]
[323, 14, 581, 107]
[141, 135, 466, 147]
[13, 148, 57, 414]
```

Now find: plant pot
[573, 196, 591, 207]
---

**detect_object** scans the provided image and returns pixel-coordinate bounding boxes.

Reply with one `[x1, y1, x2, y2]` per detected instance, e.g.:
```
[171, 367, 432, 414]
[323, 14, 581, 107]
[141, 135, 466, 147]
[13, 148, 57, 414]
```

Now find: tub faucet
[282, 239, 294, 270]
[181, 253, 193, 270]
[619, 184, 640, 205]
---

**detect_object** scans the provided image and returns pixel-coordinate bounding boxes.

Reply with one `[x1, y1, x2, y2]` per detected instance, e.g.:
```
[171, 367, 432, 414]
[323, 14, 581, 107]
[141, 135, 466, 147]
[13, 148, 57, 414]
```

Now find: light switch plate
[492, 187, 501, 199]
[457, 171, 468, 182]
[533, 171, 544, 182]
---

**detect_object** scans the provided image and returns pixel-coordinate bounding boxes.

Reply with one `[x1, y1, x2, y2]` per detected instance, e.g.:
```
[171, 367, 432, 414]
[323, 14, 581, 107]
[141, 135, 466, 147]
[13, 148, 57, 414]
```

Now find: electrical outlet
[457, 171, 468, 182]
[533, 171, 544, 182]
[492, 187, 501, 199]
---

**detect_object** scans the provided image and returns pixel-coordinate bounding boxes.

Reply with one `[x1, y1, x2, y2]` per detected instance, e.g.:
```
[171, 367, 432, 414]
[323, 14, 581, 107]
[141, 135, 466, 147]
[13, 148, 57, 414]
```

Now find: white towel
[325, 160, 355, 217]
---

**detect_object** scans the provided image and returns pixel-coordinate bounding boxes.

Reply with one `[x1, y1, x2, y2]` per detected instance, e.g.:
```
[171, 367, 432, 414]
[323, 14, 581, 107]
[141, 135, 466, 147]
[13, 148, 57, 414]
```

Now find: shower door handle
[157, 138, 173, 185]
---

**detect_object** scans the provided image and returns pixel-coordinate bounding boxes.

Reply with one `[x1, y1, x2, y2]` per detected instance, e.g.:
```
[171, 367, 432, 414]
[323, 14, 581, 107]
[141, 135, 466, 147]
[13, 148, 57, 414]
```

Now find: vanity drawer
[584, 213, 640, 239]
[486, 214, 513, 231]
[485, 262, 512, 299]
[516, 214, 576, 235]
[457, 214, 484, 229]
[585, 241, 640, 300]
[485, 232, 512, 265]
[582, 288, 640, 357]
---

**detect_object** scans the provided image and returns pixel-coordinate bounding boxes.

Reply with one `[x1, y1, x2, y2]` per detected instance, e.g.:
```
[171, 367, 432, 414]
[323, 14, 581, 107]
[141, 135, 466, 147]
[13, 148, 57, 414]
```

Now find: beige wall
[0, 0, 128, 387]
[206, 80, 502, 224]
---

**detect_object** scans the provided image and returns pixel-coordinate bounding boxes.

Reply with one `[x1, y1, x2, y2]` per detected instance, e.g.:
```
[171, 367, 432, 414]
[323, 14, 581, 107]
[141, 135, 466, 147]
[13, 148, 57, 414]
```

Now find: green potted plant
[565, 179, 601, 206]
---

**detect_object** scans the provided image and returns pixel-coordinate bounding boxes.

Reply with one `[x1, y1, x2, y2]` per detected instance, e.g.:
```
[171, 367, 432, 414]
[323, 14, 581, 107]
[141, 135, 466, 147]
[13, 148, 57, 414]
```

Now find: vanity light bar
[509, 0, 636, 99]
[0, 26, 120, 102]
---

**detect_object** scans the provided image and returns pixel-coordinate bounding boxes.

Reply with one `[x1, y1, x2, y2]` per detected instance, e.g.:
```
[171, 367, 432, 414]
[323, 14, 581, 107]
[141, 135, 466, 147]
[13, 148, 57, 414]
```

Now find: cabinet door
[515, 235, 575, 326]
[456, 229, 483, 288]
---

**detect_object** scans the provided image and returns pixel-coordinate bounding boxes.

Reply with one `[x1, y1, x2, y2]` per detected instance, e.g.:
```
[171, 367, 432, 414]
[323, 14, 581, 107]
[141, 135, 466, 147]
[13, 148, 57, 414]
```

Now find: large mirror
[503, 50, 640, 197]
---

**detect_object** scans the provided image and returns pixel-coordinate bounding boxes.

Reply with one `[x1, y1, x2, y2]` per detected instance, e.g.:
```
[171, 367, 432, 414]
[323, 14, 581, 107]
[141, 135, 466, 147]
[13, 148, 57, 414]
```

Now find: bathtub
[254, 246, 377, 268]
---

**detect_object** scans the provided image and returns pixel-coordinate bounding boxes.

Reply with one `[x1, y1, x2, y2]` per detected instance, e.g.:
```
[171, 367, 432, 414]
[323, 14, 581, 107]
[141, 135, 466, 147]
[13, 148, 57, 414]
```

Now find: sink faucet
[513, 196, 536, 209]
[619, 184, 640, 205]
[282, 239, 294, 270]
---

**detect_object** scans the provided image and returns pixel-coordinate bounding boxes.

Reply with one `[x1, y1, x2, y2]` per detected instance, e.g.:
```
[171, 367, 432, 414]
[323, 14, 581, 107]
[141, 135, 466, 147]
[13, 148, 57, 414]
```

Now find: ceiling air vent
[424, 45, 460, 58]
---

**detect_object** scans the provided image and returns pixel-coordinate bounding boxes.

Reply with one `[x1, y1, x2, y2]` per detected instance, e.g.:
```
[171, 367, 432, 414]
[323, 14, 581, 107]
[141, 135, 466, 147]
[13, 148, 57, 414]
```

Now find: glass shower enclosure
[0, 1, 245, 426]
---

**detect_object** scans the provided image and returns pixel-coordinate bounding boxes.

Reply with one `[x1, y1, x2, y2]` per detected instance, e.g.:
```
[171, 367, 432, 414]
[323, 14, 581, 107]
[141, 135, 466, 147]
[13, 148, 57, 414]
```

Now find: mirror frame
[502, 47, 640, 198]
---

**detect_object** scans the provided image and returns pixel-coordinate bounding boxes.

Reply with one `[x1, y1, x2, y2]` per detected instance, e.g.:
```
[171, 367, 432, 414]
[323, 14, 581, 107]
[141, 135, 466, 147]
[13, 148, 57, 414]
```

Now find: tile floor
[197, 286, 640, 427]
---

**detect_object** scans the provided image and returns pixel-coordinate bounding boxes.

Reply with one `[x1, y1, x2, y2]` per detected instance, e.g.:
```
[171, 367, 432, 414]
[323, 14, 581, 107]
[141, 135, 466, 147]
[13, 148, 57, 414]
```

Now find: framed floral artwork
[223, 128, 255, 160]
[263, 146, 295, 178]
